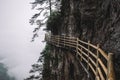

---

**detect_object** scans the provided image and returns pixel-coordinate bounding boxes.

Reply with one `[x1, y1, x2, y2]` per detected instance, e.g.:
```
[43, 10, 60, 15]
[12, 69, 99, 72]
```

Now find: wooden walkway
[45, 35, 115, 80]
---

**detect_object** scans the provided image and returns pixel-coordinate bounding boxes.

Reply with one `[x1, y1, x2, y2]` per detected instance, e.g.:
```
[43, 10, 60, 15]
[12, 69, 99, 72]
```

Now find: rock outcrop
[45, 0, 120, 80]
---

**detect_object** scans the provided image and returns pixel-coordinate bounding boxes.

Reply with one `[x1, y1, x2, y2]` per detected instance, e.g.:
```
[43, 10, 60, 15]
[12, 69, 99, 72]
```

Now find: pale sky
[0, 0, 45, 80]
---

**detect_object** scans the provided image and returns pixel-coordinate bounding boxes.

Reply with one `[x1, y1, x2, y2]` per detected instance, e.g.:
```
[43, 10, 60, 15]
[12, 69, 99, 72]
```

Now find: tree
[29, 0, 61, 41]
[25, 45, 51, 80]
[25, 0, 61, 79]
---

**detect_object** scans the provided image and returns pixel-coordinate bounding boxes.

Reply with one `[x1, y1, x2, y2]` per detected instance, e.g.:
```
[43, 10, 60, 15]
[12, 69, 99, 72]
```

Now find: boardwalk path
[45, 35, 115, 80]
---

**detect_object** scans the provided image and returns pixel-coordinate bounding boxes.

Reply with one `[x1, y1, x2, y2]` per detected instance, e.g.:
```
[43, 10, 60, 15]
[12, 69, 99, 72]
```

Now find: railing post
[96, 44, 100, 80]
[76, 38, 79, 58]
[107, 53, 115, 80]
[87, 41, 90, 71]
[64, 35, 65, 47]
[79, 39, 82, 61]
[58, 35, 59, 46]
[55, 35, 57, 46]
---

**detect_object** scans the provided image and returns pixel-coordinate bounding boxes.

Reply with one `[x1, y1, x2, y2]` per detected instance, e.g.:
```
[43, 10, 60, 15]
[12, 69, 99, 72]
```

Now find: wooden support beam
[96, 44, 100, 80]
[47, 35, 115, 80]
[87, 41, 90, 71]
[107, 53, 115, 80]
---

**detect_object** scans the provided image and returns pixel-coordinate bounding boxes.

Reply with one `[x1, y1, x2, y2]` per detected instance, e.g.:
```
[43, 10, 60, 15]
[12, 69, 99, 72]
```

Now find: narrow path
[45, 35, 115, 80]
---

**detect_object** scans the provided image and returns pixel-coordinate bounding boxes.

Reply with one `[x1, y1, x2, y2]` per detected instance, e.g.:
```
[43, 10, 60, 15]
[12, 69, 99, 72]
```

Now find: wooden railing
[45, 35, 115, 80]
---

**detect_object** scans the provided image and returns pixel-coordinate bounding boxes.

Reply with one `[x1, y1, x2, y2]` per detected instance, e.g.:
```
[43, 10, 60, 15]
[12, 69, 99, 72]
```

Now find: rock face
[46, 0, 120, 80]
[48, 46, 88, 80]
[75, 0, 120, 79]
[48, 0, 90, 80]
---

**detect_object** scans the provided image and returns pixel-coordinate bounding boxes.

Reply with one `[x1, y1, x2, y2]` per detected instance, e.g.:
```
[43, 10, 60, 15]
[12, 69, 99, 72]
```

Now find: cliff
[45, 0, 120, 80]
[27, 0, 120, 80]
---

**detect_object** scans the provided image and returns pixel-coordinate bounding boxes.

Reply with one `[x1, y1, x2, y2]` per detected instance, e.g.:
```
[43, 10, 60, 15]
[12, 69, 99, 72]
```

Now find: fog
[0, 0, 45, 80]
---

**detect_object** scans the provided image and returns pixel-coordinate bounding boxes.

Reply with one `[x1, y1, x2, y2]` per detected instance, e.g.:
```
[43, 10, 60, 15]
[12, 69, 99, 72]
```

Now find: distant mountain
[0, 63, 15, 80]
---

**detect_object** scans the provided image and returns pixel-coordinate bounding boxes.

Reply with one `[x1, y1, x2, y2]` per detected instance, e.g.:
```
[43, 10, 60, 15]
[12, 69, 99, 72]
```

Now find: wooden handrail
[45, 35, 115, 80]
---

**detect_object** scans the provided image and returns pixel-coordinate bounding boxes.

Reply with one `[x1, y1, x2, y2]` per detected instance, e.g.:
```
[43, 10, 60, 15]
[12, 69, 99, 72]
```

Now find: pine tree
[29, 0, 61, 41]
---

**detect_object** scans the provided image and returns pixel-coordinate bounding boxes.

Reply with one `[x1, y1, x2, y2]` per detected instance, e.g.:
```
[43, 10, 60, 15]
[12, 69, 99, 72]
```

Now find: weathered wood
[82, 55, 88, 64]
[64, 35, 65, 47]
[78, 48, 88, 58]
[78, 44, 97, 59]
[76, 38, 79, 58]
[62, 40, 76, 46]
[65, 43, 76, 48]
[98, 48, 108, 61]
[89, 63, 96, 75]
[107, 53, 115, 80]
[80, 48, 83, 61]
[78, 39, 98, 49]
[89, 57, 96, 67]
[87, 41, 90, 71]
[64, 38, 77, 43]
[96, 44, 99, 80]
[98, 59, 107, 75]
[58, 35, 59, 46]
[98, 67, 105, 80]
[46, 35, 115, 80]
[96, 76, 100, 80]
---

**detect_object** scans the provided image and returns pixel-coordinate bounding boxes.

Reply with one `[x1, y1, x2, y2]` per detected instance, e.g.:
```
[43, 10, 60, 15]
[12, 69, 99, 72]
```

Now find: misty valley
[0, 63, 15, 80]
